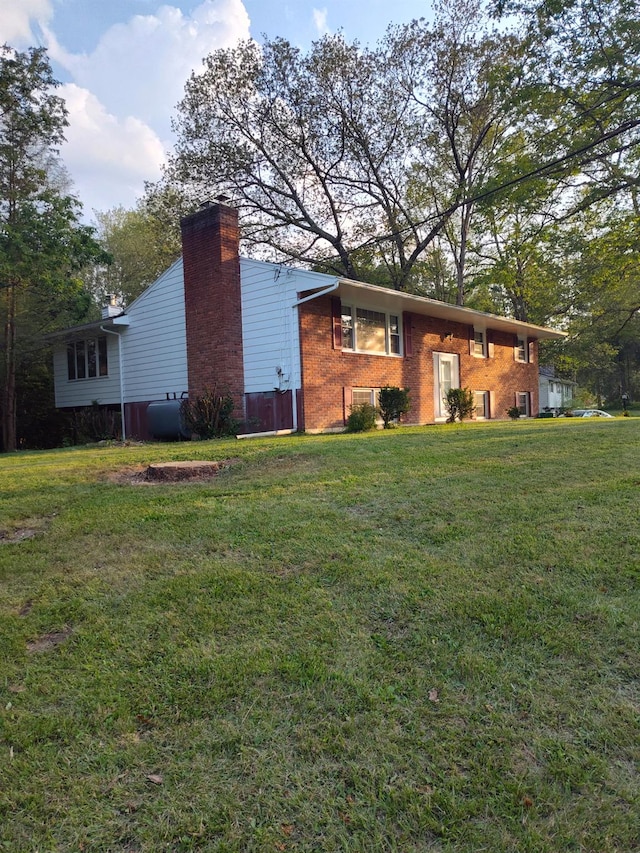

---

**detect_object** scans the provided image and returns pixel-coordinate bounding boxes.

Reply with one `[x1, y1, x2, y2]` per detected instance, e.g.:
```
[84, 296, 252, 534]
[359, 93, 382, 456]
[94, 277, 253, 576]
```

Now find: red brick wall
[181, 203, 245, 418]
[299, 296, 540, 431]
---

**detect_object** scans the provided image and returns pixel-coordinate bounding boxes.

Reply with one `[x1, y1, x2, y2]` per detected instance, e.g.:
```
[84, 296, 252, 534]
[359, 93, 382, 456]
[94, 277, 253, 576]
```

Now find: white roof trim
[336, 279, 566, 340]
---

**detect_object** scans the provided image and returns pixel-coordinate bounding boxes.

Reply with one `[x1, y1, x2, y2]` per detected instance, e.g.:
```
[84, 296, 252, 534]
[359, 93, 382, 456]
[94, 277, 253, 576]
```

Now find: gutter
[100, 325, 126, 441]
[290, 279, 341, 432]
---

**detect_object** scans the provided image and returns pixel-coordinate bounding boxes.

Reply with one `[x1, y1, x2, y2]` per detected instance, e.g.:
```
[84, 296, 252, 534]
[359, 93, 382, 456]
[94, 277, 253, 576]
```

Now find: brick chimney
[180, 202, 245, 418]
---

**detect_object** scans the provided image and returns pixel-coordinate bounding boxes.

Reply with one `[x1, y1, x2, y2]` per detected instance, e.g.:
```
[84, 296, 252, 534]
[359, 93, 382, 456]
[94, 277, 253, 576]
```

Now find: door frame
[433, 352, 460, 421]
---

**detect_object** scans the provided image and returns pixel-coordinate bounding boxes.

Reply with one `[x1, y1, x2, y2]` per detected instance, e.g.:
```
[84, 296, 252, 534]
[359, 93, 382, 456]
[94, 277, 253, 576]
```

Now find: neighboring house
[539, 366, 576, 412]
[52, 202, 565, 438]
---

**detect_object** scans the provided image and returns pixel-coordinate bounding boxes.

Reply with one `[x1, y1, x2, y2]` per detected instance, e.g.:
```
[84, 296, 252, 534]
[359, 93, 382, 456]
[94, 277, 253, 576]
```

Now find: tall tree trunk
[455, 201, 473, 306]
[2, 283, 17, 452]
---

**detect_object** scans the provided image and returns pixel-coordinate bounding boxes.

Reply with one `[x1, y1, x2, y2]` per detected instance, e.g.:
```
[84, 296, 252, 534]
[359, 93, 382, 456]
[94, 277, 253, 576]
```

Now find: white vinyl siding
[53, 334, 121, 407]
[240, 258, 336, 394]
[53, 259, 187, 408]
[120, 260, 187, 402]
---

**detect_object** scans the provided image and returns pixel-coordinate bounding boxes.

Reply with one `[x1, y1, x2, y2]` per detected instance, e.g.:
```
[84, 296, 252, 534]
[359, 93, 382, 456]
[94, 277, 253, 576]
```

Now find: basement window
[474, 391, 489, 419]
[67, 337, 108, 380]
[516, 392, 530, 417]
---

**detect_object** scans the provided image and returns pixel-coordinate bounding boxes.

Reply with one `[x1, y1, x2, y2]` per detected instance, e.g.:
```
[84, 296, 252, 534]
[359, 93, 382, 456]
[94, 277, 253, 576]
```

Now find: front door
[433, 352, 460, 420]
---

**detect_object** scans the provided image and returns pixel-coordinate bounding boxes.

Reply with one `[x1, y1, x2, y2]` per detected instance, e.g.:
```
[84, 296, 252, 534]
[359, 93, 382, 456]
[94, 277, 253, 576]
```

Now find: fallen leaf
[8, 685, 26, 693]
[428, 688, 439, 703]
[281, 824, 294, 836]
[522, 795, 533, 808]
[146, 774, 163, 785]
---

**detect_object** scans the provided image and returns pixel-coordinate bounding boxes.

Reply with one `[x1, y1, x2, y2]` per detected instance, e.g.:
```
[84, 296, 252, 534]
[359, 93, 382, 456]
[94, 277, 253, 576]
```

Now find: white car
[570, 409, 614, 418]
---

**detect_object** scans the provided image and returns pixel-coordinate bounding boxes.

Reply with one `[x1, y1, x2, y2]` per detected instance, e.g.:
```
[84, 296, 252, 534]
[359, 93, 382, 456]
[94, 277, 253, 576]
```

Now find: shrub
[445, 388, 475, 423]
[71, 401, 120, 444]
[180, 387, 238, 439]
[346, 402, 377, 432]
[378, 386, 411, 428]
[506, 406, 521, 420]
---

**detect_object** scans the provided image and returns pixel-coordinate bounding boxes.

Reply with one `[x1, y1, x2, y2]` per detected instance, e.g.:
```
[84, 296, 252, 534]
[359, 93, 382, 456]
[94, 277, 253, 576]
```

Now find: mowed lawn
[0, 419, 638, 852]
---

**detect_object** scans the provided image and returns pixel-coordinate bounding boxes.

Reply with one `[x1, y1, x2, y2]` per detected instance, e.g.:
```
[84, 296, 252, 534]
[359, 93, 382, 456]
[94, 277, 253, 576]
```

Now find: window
[351, 388, 383, 424]
[516, 392, 530, 417]
[341, 305, 402, 356]
[473, 327, 486, 357]
[516, 336, 528, 362]
[389, 315, 400, 354]
[341, 306, 353, 349]
[352, 388, 379, 407]
[67, 336, 108, 380]
[474, 391, 489, 419]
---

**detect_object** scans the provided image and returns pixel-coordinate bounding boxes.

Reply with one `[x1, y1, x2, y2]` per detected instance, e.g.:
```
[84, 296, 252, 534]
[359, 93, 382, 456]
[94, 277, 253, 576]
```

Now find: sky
[0, 0, 432, 222]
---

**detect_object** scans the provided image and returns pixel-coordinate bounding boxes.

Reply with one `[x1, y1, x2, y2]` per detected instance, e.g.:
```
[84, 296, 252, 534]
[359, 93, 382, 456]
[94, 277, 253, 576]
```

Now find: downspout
[291, 279, 341, 432]
[100, 325, 126, 441]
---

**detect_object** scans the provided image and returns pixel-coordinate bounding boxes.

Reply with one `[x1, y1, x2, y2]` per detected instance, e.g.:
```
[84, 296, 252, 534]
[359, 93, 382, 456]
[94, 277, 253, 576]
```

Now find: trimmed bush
[346, 402, 377, 432]
[378, 386, 411, 428]
[445, 387, 475, 423]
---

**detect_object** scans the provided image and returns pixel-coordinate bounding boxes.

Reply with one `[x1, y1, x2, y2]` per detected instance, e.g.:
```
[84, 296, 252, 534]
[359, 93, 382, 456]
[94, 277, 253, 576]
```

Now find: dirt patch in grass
[26, 626, 73, 653]
[111, 458, 240, 485]
[0, 516, 51, 544]
[0, 527, 39, 543]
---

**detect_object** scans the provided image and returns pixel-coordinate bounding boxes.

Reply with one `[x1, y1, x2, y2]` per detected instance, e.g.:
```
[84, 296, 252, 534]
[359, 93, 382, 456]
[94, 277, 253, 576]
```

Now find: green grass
[1, 419, 638, 852]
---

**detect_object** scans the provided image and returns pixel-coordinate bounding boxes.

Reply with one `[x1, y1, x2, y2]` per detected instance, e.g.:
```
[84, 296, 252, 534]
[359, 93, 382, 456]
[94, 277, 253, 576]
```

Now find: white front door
[433, 352, 460, 420]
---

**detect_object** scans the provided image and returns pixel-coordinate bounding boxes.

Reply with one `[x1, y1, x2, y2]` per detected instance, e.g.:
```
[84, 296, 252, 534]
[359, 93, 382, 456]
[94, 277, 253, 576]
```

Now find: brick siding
[299, 296, 540, 431]
[181, 204, 245, 419]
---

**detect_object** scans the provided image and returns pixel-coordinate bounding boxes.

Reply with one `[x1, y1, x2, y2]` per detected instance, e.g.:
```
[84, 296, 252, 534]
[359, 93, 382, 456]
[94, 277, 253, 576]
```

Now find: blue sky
[0, 0, 432, 219]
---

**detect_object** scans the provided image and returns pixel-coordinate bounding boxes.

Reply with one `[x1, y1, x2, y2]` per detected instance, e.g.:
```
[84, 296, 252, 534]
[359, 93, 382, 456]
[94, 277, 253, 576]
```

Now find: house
[52, 202, 565, 438]
[539, 365, 576, 412]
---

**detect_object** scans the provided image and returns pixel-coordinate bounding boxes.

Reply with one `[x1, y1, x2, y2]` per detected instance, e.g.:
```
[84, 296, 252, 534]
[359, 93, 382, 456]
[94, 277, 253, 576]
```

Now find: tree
[170, 34, 413, 285]
[390, 0, 527, 303]
[555, 211, 640, 402]
[0, 45, 106, 452]
[486, 0, 640, 212]
[168, 22, 532, 293]
[90, 196, 185, 308]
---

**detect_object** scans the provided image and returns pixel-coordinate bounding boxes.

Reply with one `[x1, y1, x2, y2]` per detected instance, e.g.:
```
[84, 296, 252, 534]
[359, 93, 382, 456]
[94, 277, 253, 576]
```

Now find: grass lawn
[1, 419, 638, 852]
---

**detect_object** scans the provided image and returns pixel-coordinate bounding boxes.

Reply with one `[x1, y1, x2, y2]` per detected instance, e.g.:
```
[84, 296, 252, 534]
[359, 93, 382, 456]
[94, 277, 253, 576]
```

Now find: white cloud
[0, 0, 52, 45]
[312, 7, 330, 36]
[59, 83, 167, 215]
[47, 0, 251, 136]
[39, 0, 252, 215]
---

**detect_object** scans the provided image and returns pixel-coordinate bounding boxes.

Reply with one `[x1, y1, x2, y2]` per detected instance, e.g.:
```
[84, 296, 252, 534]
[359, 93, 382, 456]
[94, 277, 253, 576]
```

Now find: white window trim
[516, 391, 530, 417]
[472, 326, 487, 358]
[433, 352, 460, 421]
[515, 335, 528, 362]
[67, 336, 109, 382]
[341, 304, 402, 357]
[474, 390, 489, 420]
[351, 387, 383, 424]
